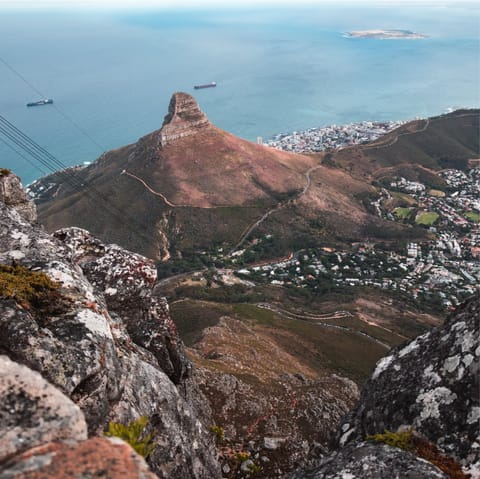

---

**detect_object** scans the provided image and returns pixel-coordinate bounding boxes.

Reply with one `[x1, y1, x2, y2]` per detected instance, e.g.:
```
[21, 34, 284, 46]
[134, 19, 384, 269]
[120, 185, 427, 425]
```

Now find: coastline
[345, 29, 428, 40]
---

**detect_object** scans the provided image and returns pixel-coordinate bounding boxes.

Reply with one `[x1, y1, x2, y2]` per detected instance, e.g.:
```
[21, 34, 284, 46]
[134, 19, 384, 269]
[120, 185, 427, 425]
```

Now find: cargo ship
[27, 99, 53, 107]
[194, 82, 216, 90]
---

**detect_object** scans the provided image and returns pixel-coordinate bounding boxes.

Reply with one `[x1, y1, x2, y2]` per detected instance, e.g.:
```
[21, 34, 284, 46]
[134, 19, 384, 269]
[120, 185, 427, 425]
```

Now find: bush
[104, 416, 155, 458]
[0, 264, 60, 308]
[209, 425, 225, 443]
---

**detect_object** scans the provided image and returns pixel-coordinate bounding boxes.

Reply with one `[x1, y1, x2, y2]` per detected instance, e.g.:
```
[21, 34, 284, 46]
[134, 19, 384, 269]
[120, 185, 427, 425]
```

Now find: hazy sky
[0, 0, 466, 9]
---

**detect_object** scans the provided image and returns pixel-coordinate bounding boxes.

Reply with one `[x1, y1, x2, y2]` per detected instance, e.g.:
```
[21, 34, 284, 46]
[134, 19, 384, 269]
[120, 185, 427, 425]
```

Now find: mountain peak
[160, 92, 211, 146]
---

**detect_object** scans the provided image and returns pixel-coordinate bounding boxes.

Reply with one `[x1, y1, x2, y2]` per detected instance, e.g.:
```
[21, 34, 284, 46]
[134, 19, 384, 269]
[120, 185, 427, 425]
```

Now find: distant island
[346, 29, 428, 39]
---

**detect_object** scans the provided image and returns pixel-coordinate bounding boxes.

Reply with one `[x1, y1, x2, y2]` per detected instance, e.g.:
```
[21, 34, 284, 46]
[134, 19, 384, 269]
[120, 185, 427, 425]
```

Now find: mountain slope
[33, 93, 382, 259]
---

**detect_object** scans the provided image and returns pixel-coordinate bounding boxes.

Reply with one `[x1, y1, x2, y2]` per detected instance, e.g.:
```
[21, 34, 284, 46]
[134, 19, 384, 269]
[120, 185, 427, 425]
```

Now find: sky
[0, 0, 471, 9]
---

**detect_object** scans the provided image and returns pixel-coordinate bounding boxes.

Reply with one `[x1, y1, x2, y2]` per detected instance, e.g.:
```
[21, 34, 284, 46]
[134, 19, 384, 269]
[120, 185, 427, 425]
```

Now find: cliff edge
[0, 171, 221, 478]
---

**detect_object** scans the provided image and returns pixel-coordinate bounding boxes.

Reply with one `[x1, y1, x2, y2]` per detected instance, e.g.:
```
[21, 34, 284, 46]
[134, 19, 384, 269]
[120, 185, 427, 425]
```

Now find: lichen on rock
[0, 175, 221, 479]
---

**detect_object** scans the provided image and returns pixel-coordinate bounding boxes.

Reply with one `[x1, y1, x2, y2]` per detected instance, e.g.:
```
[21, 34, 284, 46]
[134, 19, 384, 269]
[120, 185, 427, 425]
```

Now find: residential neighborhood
[266, 120, 405, 152]
[233, 167, 480, 311]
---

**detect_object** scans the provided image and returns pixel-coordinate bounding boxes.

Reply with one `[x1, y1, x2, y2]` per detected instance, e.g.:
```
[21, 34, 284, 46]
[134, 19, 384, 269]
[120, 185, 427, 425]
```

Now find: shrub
[104, 416, 155, 458]
[209, 425, 225, 443]
[0, 264, 60, 307]
[236, 451, 250, 463]
[0, 168, 11, 177]
[247, 462, 262, 475]
[366, 429, 414, 451]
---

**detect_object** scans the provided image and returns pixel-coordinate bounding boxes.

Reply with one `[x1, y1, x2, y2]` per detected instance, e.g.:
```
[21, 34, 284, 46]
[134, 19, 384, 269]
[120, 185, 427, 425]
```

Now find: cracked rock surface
[336, 294, 479, 473]
[0, 174, 220, 479]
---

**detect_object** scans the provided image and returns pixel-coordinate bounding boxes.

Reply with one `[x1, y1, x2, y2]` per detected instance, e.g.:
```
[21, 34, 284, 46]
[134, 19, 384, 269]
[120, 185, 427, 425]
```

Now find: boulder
[0, 171, 37, 223]
[291, 441, 449, 479]
[0, 355, 87, 462]
[1, 437, 159, 479]
[337, 294, 479, 474]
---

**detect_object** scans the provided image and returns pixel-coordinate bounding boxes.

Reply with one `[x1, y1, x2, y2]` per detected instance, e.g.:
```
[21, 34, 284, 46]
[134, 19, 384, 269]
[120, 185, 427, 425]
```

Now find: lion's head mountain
[32, 92, 430, 261]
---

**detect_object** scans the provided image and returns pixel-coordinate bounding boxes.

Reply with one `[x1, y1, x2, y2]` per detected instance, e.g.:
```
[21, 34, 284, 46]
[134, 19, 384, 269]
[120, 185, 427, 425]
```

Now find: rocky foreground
[1, 169, 479, 479]
[0, 171, 220, 478]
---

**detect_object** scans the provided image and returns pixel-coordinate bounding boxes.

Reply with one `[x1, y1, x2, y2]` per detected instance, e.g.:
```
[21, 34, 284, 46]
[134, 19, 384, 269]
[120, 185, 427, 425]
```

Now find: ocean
[1, 3, 479, 185]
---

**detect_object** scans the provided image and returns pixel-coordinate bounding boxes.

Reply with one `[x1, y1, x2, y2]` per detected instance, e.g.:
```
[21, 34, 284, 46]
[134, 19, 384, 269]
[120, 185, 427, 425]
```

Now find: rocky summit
[160, 92, 212, 146]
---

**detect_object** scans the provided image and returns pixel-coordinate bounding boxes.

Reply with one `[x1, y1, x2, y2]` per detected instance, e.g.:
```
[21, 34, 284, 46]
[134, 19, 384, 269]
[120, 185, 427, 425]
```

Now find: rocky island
[346, 29, 428, 39]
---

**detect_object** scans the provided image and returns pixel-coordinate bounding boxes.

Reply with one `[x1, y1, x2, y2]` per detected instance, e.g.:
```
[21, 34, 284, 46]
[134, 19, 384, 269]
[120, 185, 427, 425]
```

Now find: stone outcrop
[0, 179, 220, 478]
[291, 441, 450, 479]
[0, 171, 36, 223]
[0, 355, 87, 463]
[3, 438, 159, 479]
[160, 92, 211, 146]
[291, 293, 480, 479]
[337, 294, 480, 472]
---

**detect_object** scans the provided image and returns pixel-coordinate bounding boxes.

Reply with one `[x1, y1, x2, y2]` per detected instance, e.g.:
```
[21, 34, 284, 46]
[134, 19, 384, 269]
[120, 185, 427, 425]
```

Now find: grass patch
[466, 211, 480, 223]
[415, 211, 439, 225]
[233, 303, 386, 383]
[104, 416, 155, 458]
[428, 189, 446, 197]
[391, 191, 417, 206]
[232, 303, 276, 323]
[170, 300, 231, 346]
[393, 207, 412, 220]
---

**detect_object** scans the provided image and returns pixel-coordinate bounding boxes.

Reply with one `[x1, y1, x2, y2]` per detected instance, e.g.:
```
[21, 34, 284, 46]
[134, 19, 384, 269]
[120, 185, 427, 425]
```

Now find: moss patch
[367, 430, 469, 479]
[0, 264, 59, 306]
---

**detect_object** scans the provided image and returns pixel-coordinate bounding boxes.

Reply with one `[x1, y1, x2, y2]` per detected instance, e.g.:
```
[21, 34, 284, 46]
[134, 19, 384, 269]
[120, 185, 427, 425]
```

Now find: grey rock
[337, 294, 480, 472]
[54, 226, 188, 383]
[240, 459, 255, 473]
[0, 180, 221, 479]
[263, 437, 287, 450]
[291, 441, 449, 478]
[0, 355, 87, 462]
[0, 171, 37, 223]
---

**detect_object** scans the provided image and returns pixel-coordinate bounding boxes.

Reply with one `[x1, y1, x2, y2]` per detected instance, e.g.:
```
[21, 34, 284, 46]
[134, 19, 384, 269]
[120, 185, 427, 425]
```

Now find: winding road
[255, 303, 391, 349]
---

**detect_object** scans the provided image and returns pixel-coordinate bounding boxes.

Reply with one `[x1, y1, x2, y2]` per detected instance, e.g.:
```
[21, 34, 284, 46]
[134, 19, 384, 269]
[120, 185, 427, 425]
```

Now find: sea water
[0, 3, 479, 184]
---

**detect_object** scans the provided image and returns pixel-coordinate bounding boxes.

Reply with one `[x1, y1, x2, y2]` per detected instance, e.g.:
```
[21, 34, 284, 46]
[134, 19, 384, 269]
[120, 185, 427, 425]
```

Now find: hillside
[32, 92, 417, 260]
[329, 109, 479, 183]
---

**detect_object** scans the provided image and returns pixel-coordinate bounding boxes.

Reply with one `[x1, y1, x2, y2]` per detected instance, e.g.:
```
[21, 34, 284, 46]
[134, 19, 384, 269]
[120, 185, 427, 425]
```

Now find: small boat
[27, 99, 53, 107]
[194, 82, 216, 90]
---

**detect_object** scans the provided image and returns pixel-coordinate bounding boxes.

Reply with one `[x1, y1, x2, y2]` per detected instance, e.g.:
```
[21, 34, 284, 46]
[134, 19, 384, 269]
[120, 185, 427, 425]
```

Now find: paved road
[256, 302, 391, 349]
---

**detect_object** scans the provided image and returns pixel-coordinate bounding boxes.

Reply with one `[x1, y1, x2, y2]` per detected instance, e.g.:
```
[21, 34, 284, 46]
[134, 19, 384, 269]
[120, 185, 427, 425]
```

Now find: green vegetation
[366, 429, 414, 451]
[367, 429, 468, 479]
[236, 451, 250, 463]
[233, 303, 276, 323]
[466, 211, 480, 223]
[0, 168, 11, 177]
[209, 425, 225, 443]
[0, 264, 59, 307]
[415, 211, 439, 226]
[393, 207, 412, 220]
[391, 191, 417, 206]
[247, 463, 262, 475]
[104, 416, 155, 458]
